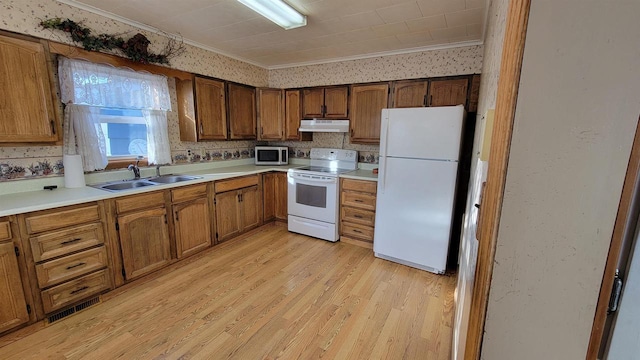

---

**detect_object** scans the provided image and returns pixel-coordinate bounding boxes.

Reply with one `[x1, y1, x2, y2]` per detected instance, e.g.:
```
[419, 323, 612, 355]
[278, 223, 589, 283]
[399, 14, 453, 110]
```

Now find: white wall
[482, 1, 640, 359]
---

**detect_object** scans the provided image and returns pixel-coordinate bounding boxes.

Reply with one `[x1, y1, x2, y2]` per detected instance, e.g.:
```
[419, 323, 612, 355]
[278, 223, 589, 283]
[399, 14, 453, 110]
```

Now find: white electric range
[287, 148, 358, 242]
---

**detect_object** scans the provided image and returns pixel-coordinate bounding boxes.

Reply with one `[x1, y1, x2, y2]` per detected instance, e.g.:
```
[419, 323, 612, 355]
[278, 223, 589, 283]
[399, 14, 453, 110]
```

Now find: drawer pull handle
[61, 238, 82, 245]
[66, 262, 86, 270]
[353, 229, 362, 233]
[354, 199, 364, 203]
[354, 215, 363, 219]
[70, 286, 89, 295]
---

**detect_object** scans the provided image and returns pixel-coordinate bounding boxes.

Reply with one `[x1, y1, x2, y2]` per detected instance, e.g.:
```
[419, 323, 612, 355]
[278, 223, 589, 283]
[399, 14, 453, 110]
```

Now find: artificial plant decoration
[40, 17, 184, 65]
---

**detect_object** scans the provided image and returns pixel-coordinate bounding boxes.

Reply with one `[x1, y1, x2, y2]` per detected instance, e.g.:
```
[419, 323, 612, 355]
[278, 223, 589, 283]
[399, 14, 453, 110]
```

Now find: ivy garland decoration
[40, 17, 184, 65]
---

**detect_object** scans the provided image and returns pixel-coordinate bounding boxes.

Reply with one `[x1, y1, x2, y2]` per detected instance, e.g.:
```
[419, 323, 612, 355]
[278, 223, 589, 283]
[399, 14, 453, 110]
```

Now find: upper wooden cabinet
[302, 86, 348, 119]
[0, 34, 60, 144]
[228, 83, 257, 140]
[427, 78, 469, 107]
[257, 88, 284, 141]
[284, 90, 312, 141]
[392, 80, 428, 108]
[349, 83, 390, 144]
[193, 76, 227, 140]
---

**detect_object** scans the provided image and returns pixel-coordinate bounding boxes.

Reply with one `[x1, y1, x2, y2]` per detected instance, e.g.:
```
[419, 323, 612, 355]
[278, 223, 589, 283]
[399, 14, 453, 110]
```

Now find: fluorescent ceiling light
[237, 0, 307, 30]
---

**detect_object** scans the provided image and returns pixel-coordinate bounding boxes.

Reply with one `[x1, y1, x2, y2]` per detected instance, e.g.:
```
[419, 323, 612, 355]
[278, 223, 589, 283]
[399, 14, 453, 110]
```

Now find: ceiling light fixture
[237, 0, 307, 30]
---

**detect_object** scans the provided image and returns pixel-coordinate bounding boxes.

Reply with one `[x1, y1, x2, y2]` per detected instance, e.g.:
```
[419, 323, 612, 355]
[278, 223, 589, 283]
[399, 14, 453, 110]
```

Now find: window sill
[105, 158, 149, 170]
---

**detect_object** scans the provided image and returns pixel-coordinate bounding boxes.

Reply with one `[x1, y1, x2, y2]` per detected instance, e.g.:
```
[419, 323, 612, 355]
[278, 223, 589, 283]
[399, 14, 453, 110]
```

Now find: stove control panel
[310, 148, 358, 162]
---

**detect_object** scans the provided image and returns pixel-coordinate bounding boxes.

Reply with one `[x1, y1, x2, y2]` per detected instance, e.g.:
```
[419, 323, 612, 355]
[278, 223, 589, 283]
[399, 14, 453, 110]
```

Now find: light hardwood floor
[0, 223, 456, 359]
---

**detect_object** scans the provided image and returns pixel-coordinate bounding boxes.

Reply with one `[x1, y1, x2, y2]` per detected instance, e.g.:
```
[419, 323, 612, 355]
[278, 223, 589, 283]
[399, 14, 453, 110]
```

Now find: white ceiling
[59, 0, 488, 69]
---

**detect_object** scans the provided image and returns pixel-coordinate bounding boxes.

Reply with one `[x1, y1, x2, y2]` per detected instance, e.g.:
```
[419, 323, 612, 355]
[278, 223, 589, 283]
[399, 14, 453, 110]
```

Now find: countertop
[0, 162, 378, 217]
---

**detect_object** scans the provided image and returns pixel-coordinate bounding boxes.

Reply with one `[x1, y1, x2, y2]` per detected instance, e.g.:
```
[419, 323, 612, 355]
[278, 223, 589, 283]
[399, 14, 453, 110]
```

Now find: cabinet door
[118, 208, 171, 280]
[468, 74, 481, 113]
[274, 172, 288, 221]
[0, 241, 29, 333]
[0, 35, 58, 143]
[215, 191, 241, 242]
[262, 173, 276, 222]
[349, 83, 389, 144]
[195, 77, 227, 140]
[428, 78, 469, 107]
[324, 86, 349, 118]
[174, 198, 211, 259]
[257, 88, 284, 140]
[285, 90, 303, 140]
[302, 88, 324, 118]
[240, 186, 261, 233]
[228, 83, 257, 140]
[392, 80, 428, 108]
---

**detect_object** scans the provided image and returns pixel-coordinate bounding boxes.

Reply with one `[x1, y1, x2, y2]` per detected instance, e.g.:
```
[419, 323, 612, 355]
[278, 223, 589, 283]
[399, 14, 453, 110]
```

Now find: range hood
[299, 119, 349, 133]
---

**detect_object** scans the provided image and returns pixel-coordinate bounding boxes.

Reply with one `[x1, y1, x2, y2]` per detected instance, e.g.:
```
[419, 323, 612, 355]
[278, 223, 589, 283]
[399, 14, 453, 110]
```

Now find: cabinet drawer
[25, 204, 100, 234]
[30, 223, 105, 262]
[341, 191, 376, 211]
[215, 175, 259, 193]
[0, 221, 11, 241]
[341, 222, 374, 242]
[342, 178, 377, 194]
[341, 207, 375, 226]
[35, 247, 108, 288]
[172, 183, 208, 203]
[41, 269, 110, 313]
[115, 191, 165, 214]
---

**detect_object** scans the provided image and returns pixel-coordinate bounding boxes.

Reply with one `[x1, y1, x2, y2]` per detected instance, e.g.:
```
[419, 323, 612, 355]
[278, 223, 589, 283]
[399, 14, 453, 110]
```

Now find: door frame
[587, 116, 640, 358]
[464, 0, 532, 358]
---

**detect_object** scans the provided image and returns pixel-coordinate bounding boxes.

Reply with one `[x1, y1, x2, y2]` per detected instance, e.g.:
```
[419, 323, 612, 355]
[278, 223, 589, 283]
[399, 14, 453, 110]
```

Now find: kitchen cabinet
[427, 78, 469, 107]
[468, 74, 481, 113]
[115, 192, 171, 281]
[392, 80, 428, 108]
[193, 76, 227, 140]
[171, 184, 212, 258]
[263, 172, 288, 222]
[257, 88, 285, 140]
[285, 90, 312, 141]
[228, 83, 257, 140]
[302, 86, 349, 119]
[340, 179, 377, 247]
[20, 203, 110, 317]
[214, 175, 262, 242]
[0, 218, 32, 334]
[0, 34, 60, 144]
[349, 83, 390, 144]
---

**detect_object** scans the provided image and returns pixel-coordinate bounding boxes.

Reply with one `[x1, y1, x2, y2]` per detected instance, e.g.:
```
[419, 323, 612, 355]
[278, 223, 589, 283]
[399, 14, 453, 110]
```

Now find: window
[98, 108, 147, 158]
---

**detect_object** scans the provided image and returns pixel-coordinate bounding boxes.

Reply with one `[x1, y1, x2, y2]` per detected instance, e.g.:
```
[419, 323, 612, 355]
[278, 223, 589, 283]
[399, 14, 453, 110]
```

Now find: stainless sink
[95, 180, 157, 192]
[148, 175, 201, 184]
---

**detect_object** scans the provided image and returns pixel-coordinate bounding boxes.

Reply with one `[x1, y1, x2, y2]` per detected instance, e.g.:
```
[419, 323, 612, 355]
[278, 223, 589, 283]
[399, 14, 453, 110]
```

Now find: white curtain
[64, 105, 108, 171]
[58, 57, 172, 169]
[143, 110, 171, 165]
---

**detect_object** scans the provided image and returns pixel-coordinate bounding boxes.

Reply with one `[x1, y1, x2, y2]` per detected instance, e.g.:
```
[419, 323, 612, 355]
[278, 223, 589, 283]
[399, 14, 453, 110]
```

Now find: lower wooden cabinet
[170, 183, 213, 257]
[263, 172, 288, 222]
[114, 193, 171, 281]
[0, 240, 30, 333]
[340, 178, 378, 247]
[214, 175, 262, 243]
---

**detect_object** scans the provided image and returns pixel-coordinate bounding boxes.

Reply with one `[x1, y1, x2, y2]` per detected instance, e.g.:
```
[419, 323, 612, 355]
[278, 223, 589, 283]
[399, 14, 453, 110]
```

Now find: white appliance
[255, 146, 288, 165]
[374, 105, 464, 274]
[298, 119, 349, 133]
[288, 148, 358, 241]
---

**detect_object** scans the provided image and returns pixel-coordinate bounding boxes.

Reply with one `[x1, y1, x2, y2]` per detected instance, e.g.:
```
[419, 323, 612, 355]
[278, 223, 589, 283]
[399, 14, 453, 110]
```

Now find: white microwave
[255, 146, 288, 165]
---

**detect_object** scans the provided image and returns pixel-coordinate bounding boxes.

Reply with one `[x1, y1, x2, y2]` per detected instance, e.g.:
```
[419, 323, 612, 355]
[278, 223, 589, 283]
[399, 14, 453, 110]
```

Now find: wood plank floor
[0, 223, 456, 359]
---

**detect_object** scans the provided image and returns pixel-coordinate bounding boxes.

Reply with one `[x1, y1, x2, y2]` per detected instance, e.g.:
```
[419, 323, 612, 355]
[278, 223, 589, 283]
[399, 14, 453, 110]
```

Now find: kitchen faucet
[127, 157, 143, 180]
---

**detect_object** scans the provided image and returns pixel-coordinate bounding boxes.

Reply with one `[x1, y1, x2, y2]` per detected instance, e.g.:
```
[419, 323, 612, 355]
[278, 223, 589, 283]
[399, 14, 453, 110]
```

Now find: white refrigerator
[374, 105, 464, 274]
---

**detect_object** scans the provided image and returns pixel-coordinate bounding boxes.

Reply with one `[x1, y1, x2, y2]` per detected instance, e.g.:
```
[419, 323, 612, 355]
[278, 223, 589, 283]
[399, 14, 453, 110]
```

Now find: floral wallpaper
[0, 0, 483, 181]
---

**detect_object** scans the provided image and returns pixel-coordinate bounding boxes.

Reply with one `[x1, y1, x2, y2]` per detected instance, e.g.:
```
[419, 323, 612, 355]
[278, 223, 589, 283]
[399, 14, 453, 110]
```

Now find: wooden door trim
[586, 116, 640, 358]
[464, 1, 531, 359]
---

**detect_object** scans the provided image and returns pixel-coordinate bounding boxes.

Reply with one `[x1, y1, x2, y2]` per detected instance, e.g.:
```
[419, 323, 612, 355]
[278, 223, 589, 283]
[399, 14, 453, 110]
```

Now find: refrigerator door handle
[379, 111, 390, 194]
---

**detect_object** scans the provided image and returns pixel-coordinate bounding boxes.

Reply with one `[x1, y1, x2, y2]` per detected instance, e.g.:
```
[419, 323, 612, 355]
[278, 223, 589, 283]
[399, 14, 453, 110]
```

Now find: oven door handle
[289, 174, 337, 184]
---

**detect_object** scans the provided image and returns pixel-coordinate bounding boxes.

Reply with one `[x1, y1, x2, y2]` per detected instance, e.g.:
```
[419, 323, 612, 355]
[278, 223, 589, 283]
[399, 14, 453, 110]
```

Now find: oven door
[287, 171, 338, 224]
